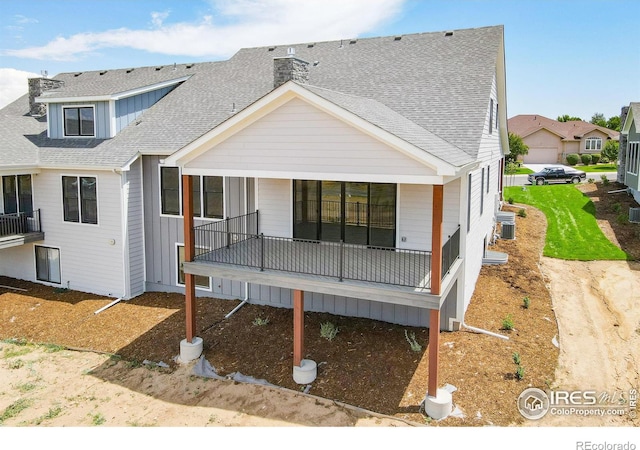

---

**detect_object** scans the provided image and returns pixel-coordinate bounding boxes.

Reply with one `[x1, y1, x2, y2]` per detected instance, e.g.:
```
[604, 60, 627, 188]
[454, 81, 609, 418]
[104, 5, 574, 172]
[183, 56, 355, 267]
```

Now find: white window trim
[175, 242, 212, 291]
[585, 137, 602, 151]
[60, 174, 99, 226]
[628, 142, 639, 176]
[34, 245, 62, 286]
[158, 165, 226, 221]
[62, 104, 96, 138]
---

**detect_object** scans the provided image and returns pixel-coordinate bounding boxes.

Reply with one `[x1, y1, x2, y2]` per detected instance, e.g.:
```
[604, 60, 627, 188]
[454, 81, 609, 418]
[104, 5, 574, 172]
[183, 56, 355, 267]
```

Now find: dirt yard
[0, 181, 638, 427]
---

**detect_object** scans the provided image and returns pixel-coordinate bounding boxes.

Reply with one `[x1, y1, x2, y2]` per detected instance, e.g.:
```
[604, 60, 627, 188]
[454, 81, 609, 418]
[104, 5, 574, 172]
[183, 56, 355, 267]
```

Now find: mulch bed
[1, 181, 637, 426]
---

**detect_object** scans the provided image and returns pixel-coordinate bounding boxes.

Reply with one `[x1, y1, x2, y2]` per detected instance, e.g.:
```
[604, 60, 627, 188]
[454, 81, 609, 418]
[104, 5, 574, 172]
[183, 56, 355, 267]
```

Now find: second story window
[62, 176, 98, 224]
[2, 174, 32, 215]
[585, 137, 602, 151]
[64, 106, 95, 137]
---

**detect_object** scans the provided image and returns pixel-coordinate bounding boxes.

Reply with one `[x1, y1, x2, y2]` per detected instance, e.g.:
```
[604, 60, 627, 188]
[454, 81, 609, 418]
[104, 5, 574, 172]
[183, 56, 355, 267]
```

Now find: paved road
[503, 168, 618, 187]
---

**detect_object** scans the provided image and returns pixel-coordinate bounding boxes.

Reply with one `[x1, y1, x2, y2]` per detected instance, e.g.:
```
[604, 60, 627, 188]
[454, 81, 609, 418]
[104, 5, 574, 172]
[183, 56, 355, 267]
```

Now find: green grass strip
[504, 184, 629, 260]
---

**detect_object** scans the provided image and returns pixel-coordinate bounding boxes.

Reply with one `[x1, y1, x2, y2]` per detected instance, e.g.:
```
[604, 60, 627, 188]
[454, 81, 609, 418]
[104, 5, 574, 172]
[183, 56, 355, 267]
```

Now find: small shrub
[0, 398, 33, 424]
[404, 330, 422, 352]
[507, 197, 514, 205]
[512, 352, 521, 365]
[522, 296, 530, 309]
[612, 202, 621, 213]
[601, 174, 610, 186]
[252, 317, 270, 326]
[515, 365, 525, 380]
[617, 213, 629, 225]
[501, 314, 514, 331]
[91, 412, 106, 426]
[591, 153, 601, 164]
[588, 178, 595, 183]
[566, 153, 580, 165]
[320, 322, 339, 341]
[581, 154, 592, 165]
[518, 208, 527, 218]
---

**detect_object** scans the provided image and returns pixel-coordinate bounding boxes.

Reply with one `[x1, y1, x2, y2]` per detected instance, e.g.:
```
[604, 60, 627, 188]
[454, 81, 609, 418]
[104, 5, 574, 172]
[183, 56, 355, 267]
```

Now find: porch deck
[0, 210, 44, 250]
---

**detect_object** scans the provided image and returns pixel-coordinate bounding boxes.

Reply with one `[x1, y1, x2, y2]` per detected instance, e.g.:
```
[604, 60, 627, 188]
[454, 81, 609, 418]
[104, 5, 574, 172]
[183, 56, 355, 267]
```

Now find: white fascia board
[166, 82, 458, 176]
[120, 153, 141, 172]
[496, 36, 509, 156]
[0, 166, 41, 176]
[621, 107, 635, 134]
[181, 167, 447, 185]
[40, 164, 122, 172]
[34, 76, 190, 104]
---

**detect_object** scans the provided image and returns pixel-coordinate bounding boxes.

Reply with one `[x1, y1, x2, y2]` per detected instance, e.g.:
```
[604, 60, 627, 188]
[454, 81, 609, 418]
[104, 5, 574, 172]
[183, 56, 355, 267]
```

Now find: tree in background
[590, 113, 607, 127]
[602, 140, 620, 164]
[507, 132, 529, 163]
[557, 114, 582, 122]
[606, 116, 621, 131]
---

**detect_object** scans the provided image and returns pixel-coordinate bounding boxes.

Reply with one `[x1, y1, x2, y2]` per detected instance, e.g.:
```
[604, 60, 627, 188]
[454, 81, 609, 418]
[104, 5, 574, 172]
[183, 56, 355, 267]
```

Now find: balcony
[184, 212, 461, 309]
[0, 209, 44, 249]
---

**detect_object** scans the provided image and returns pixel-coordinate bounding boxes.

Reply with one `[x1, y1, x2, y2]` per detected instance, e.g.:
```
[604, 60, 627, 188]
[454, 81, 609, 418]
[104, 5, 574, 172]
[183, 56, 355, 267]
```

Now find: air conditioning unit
[501, 222, 516, 240]
[630, 208, 640, 224]
[497, 211, 515, 223]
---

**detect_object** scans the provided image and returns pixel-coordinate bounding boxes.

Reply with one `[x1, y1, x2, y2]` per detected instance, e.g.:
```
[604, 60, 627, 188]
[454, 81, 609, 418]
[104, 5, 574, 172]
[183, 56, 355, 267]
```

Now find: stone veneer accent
[273, 56, 309, 89]
[618, 106, 629, 183]
[28, 77, 65, 117]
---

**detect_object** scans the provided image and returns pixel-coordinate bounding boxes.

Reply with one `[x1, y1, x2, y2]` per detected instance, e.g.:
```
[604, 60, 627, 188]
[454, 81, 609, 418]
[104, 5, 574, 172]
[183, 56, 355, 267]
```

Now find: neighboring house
[508, 114, 619, 164]
[0, 26, 507, 405]
[619, 103, 640, 204]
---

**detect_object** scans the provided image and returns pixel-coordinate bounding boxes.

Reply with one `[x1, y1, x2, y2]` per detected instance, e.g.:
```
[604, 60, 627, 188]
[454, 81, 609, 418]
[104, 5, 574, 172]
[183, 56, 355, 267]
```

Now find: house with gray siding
[0, 25, 508, 418]
[619, 103, 640, 204]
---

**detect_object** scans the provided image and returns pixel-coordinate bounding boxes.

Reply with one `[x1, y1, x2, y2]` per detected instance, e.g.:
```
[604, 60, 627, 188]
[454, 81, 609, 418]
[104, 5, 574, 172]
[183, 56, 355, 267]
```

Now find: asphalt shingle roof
[0, 25, 504, 170]
[508, 114, 620, 141]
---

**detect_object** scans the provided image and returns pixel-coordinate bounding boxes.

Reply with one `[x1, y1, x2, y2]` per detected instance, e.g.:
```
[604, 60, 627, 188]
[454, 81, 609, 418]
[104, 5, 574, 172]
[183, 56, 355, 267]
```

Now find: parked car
[527, 166, 587, 185]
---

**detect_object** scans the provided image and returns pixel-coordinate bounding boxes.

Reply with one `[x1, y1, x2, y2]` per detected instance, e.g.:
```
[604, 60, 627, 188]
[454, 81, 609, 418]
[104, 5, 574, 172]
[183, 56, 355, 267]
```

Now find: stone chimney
[28, 77, 64, 117]
[617, 105, 629, 184]
[273, 49, 309, 88]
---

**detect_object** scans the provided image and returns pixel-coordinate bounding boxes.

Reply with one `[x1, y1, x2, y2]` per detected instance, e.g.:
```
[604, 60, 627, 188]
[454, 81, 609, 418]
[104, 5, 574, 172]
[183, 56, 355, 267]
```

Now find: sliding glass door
[293, 180, 396, 247]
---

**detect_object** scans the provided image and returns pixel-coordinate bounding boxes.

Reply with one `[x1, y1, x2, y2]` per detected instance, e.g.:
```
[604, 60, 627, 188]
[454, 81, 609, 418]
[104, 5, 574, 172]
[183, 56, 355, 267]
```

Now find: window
[161, 167, 180, 215]
[489, 99, 494, 134]
[176, 244, 210, 289]
[2, 175, 32, 215]
[585, 137, 602, 151]
[63, 106, 95, 137]
[628, 142, 639, 176]
[486, 165, 491, 193]
[495, 103, 499, 130]
[160, 168, 224, 219]
[35, 246, 61, 284]
[62, 176, 97, 224]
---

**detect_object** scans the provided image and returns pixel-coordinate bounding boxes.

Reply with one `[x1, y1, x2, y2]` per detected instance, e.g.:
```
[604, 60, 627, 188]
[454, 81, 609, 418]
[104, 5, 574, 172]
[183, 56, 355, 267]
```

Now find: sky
[0, 0, 639, 122]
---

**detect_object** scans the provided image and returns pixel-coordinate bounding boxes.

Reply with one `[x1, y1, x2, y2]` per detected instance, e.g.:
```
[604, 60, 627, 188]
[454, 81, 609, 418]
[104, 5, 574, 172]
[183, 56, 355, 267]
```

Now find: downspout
[225, 281, 250, 318]
[461, 320, 509, 340]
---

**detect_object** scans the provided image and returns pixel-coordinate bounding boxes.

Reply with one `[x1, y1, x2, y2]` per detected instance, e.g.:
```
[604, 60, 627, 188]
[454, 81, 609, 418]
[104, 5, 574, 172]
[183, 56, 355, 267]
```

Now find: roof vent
[186, 63, 194, 69]
[74, 72, 83, 77]
[393, 36, 402, 41]
[40, 70, 48, 78]
[268, 46, 276, 52]
[287, 47, 295, 56]
[307, 43, 314, 48]
[349, 39, 357, 44]
[99, 70, 108, 75]
[313, 61, 320, 66]
[126, 68, 135, 73]
[155, 66, 163, 71]
[444, 31, 454, 37]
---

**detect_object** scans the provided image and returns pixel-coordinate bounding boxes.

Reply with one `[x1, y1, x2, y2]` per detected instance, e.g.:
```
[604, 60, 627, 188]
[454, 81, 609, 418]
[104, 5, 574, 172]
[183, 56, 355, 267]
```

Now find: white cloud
[3, 0, 404, 61]
[14, 15, 39, 25]
[0, 68, 41, 109]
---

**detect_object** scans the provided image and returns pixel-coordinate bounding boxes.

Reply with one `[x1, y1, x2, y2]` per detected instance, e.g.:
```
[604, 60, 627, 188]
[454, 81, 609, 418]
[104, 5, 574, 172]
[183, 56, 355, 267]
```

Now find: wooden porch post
[428, 308, 440, 397]
[182, 174, 197, 343]
[431, 184, 443, 295]
[293, 289, 304, 366]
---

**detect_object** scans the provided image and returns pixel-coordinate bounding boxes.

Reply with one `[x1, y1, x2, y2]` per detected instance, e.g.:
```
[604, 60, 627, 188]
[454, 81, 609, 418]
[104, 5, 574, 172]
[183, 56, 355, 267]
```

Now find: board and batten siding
[48, 101, 110, 139]
[124, 157, 145, 297]
[185, 97, 437, 181]
[115, 87, 174, 133]
[0, 169, 126, 296]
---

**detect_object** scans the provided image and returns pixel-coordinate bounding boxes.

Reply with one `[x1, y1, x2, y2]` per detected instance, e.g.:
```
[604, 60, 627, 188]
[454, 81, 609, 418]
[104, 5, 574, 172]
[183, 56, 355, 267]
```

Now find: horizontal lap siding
[186, 98, 435, 178]
[31, 169, 124, 296]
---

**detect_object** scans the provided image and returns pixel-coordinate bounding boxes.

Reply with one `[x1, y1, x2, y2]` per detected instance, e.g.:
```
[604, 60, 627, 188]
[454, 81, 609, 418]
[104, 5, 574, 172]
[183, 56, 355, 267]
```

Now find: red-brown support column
[431, 185, 444, 295]
[293, 289, 304, 366]
[182, 174, 197, 343]
[428, 308, 441, 397]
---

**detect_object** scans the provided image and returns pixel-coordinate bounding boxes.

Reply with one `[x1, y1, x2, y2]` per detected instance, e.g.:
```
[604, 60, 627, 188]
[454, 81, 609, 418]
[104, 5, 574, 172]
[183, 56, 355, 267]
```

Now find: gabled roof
[0, 25, 505, 170]
[621, 102, 640, 134]
[508, 114, 620, 141]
